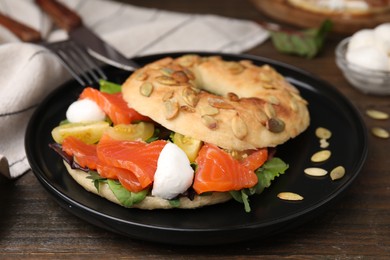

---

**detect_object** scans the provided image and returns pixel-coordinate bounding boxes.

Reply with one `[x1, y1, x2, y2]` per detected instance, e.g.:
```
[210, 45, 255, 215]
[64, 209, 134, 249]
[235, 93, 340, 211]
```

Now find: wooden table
[1, 0, 389, 258]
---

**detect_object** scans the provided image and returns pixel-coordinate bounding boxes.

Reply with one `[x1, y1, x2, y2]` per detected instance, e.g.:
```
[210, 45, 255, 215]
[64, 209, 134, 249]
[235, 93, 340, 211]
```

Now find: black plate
[25, 52, 367, 245]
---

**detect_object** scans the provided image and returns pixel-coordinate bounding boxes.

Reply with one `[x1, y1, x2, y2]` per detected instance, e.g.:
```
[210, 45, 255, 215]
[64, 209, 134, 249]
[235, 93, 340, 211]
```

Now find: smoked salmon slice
[79, 87, 149, 125]
[193, 144, 259, 194]
[62, 134, 167, 192]
[97, 164, 143, 192]
[240, 148, 268, 171]
[97, 134, 167, 190]
[62, 136, 99, 170]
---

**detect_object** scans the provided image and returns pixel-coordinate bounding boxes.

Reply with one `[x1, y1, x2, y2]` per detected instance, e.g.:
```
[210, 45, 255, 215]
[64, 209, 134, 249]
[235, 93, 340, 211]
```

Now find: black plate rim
[25, 51, 368, 244]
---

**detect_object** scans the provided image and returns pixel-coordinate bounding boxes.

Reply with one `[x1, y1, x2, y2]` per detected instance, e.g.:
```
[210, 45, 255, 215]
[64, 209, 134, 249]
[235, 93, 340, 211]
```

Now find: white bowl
[335, 37, 390, 95]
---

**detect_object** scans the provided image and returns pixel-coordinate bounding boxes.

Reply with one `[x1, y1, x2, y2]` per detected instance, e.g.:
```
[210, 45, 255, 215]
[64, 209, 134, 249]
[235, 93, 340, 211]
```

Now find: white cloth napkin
[0, 0, 269, 179]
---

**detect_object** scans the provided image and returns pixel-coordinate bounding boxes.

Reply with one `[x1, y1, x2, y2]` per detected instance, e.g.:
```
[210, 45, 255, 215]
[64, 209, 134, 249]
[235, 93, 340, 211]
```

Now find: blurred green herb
[268, 19, 333, 58]
[99, 79, 122, 94]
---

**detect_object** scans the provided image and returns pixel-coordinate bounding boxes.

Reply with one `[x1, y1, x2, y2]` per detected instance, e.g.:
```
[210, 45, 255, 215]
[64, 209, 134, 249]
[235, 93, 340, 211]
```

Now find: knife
[0, 12, 108, 86]
[35, 0, 139, 71]
[0, 13, 42, 42]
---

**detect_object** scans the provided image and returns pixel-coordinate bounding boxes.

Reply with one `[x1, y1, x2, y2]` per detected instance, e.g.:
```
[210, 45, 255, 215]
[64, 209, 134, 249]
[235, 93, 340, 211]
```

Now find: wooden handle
[0, 14, 42, 42]
[35, 0, 82, 31]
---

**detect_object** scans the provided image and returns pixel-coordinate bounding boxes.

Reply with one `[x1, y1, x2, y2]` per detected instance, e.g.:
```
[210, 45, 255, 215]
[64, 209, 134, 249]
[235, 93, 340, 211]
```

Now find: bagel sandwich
[51, 55, 310, 212]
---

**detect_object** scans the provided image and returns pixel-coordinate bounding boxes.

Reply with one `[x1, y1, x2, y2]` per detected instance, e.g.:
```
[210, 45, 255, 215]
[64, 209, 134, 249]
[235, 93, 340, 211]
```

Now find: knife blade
[35, 0, 139, 71]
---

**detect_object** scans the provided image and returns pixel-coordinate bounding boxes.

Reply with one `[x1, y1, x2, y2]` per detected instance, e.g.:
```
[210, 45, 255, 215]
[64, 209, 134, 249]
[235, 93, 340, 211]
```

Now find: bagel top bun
[122, 55, 310, 151]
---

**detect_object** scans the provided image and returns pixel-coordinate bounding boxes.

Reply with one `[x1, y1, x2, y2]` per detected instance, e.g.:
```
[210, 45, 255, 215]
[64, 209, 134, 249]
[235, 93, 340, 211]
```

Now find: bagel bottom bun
[122, 55, 310, 151]
[64, 162, 232, 210]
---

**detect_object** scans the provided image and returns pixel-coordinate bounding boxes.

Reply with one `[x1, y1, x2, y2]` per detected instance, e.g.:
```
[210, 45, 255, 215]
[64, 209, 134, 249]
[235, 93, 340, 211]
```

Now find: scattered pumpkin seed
[330, 166, 346, 181]
[311, 150, 331, 162]
[227, 92, 240, 102]
[199, 104, 219, 116]
[183, 68, 195, 80]
[232, 113, 248, 139]
[264, 103, 276, 118]
[180, 105, 195, 113]
[201, 115, 218, 129]
[164, 99, 179, 119]
[315, 127, 332, 140]
[319, 138, 330, 148]
[261, 83, 275, 89]
[266, 117, 285, 133]
[139, 82, 153, 97]
[178, 55, 197, 67]
[304, 167, 328, 177]
[208, 98, 234, 109]
[262, 64, 272, 71]
[254, 108, 268, 124]
[172, 71, 189, 83]
[268, 95, 280, 105]
[162, 90, 174, 101]
[156, 75, 178, 86]
[160, 67, 174, 76]
[366, 109, 389, 120]
[277, 192, 304, 201]
[289, 99, 298, 112]
[182, 87, 199, 107]
[371, 127, 389, 139]
[135, 71, 148, 81]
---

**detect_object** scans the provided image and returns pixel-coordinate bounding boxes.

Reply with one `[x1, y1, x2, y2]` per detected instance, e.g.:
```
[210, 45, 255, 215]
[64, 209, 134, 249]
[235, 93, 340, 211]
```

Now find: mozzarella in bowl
[346, 23, 390, 72]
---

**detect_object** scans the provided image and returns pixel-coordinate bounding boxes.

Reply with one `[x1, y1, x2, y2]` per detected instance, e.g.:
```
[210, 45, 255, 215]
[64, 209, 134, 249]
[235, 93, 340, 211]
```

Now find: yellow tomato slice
[51, 121, 110, 144]
[106, 122, 155, 141]
[172, 133, 203, 162]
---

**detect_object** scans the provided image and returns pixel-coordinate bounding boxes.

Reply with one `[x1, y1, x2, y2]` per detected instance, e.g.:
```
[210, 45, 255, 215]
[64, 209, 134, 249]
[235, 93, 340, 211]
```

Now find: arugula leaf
[269, 19, 333, 58]
[253, 157, 289, 194]
[99, 79, 122, 94]
[230, 157, 289, 212]
[86, 171, 107, 192]
[107, 179, 148, 207]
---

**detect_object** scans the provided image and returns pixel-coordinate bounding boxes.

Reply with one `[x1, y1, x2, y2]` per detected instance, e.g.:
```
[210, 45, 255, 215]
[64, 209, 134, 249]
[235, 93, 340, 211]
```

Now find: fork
[43, 40, 107, 87]
[0, 13, 107, 87]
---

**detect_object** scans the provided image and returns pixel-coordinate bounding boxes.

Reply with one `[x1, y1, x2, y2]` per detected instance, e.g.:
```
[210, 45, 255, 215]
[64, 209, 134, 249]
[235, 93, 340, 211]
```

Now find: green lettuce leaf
[269, 19, 333, 58]
[107, 179, 148, 207]
[253, 157, 289, 194]
[230, 157, 289, 212]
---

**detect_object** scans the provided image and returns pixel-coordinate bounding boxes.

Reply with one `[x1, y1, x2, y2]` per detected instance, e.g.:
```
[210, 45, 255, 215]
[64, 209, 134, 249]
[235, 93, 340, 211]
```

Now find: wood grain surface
[251, 0, 390, 34]
[1, 0, 389, 259]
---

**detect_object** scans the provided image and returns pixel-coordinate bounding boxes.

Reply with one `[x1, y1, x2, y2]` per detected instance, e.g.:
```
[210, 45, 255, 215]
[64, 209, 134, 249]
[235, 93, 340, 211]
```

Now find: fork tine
[45, 40, 108, 87]
[71, 42, 107, 81]
[57, 47, 94, 86]
[51, 47, 88, 86]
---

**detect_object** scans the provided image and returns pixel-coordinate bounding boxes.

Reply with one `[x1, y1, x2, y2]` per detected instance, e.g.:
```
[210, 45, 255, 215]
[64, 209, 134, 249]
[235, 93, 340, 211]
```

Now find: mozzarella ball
[66, 99, 106, 123]
[152, 142, 194, 200]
